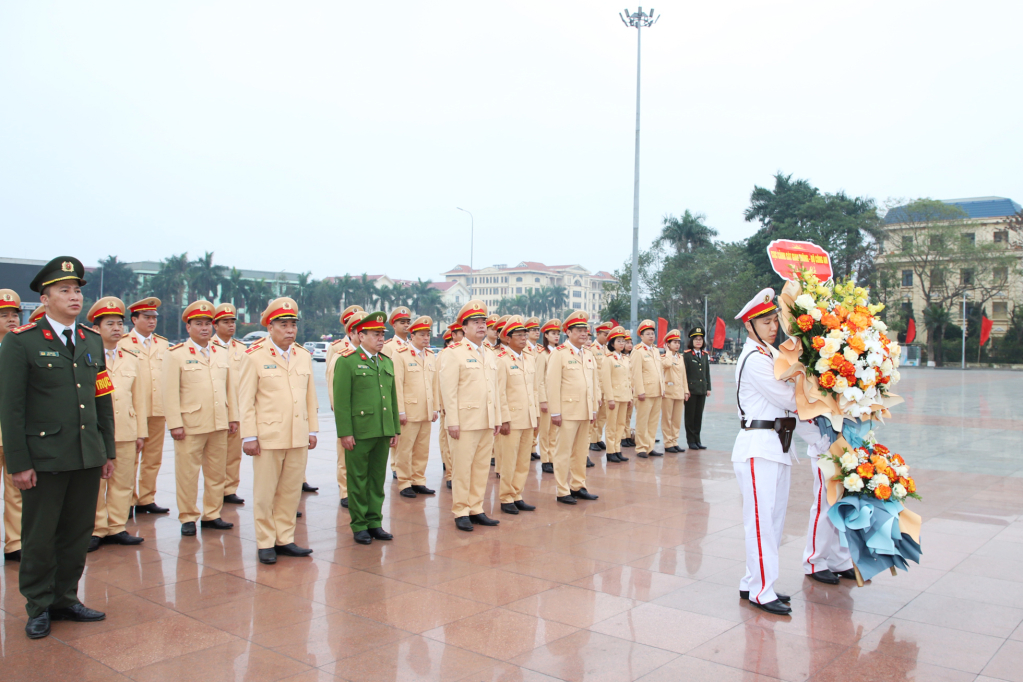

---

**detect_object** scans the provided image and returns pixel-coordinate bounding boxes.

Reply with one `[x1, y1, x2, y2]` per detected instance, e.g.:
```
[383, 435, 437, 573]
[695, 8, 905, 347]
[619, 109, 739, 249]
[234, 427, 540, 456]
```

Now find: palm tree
[924, 304, 952, 367]
[335, 275, 355, 308]
[293, 272, 315, 312]
[658, 211, 718, 254]
[189, 251, 226, 302]
[150, 253, 190, 338]
[97, 256, 138, 300]
[221, 268, 249, 314]
[246, 279, 273, 323]
[376, 285, 397, 312]
[547, 286, 568, 314]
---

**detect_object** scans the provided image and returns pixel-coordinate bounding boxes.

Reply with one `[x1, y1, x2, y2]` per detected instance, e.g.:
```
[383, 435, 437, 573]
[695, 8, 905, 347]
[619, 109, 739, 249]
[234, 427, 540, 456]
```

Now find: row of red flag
[903, 315, 993, 346]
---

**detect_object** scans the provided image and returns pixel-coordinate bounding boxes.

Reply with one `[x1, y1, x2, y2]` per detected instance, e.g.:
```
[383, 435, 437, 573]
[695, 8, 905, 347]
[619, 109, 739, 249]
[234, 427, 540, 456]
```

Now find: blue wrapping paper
[827, 495, 922, 582]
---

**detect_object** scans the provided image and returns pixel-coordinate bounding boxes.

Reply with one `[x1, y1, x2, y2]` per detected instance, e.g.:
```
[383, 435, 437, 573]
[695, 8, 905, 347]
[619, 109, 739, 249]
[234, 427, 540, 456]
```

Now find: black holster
[774, 417, 797, 452]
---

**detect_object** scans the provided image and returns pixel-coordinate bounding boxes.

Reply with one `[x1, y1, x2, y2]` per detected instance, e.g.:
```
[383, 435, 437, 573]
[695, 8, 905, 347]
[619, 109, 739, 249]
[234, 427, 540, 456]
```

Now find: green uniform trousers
[345, 436, 389, 533]
[20, 466, 102, 618]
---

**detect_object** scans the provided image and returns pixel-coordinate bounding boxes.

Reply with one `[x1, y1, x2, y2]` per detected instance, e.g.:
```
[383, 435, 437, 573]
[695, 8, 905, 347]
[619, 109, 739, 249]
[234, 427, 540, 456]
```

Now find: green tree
[149, 253, 190, 338]
[658, 211, 718, 254]
[221, 268, 250, 319]
[96, 256, 137, 300]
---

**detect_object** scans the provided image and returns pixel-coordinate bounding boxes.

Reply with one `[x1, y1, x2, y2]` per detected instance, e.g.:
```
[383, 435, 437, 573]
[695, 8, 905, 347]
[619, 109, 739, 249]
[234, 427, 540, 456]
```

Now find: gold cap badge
[61, 261, 74, 272]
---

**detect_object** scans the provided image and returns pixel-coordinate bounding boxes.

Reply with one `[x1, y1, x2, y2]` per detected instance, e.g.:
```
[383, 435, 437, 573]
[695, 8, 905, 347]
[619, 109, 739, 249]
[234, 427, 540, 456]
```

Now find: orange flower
[879, 333, 891, 346]
[874, 484, 892, 500]
[829, 354, 845, 370]
[833, 305, 850, 321]
[870, 455, 890, 470]
[884, 466, 898, 481]
[854, 305, 872, 317]
[797, 314, 814, 332]
[889, 453, 904, 466]
[821, 313, 841, 330]
[839, 361, 857, 380]
[812, 336, 826, 350]
[819, 371, 836, 389]
[901, 477, 916, 494]
[872, 445, 890, 456]
[856, 462, 875, 478]
[846, 312, 870, 331]
[847, 335, 866, 354]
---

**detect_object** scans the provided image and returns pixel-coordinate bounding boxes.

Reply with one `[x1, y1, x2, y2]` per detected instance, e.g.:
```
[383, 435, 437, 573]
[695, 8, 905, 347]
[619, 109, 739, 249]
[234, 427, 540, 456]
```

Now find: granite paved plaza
[1, 365, 1021, 681]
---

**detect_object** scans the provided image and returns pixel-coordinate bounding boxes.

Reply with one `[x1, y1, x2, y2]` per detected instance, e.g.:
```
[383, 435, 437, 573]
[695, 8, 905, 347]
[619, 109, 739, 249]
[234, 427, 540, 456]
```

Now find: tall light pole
[456, 207, 474, 296]
[620, 7, 659, 335]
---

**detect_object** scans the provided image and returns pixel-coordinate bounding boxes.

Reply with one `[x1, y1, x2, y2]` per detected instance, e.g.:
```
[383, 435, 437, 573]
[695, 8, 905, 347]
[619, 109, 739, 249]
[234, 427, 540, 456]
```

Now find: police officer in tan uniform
[324, 305, 363, 507]
[240, 297, 319, 564]
[0, 289, 24, 562]
[436, 326, 458, 490]
[524, 317, 542, 460]
[120, 297, 171, 515]
[381, 306, 412, 359]
[546, 311, 599, 504]
[495, 316, 538, 514]
[212, 303, 247, 505]
[588, 321, 612, 454]
[88, 297, 147, 551]
[621, 334, 636, 447]
[393, 316, 439, 498]
[600, 326, 632, 463]
[483, 314, 499, 351]
[661, 329, 690, 453]
[535, 318, 561, 474]
[631, 319, 665, 458]
[164, 301, 239, 536]
[439, 301, 502, 531]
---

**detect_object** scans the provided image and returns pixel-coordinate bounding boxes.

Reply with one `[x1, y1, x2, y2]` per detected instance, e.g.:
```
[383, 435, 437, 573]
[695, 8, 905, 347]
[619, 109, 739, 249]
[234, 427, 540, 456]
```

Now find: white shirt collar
[132, 328, 152, 343]
[409, 343, 428, 356]
[271, 339, 291, 358]
[464, 338, 480, 352]
[506, 346, 523, 360]
[189, 337, 210, 354]
[358, 345, 378, 359]
[566, 340, 583, 354]
[46, 315, 75, 338]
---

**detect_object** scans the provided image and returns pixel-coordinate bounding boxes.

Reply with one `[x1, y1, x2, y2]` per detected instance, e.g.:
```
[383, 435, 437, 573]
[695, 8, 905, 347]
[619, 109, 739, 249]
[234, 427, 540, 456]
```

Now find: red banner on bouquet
[767, 240, 833, 281]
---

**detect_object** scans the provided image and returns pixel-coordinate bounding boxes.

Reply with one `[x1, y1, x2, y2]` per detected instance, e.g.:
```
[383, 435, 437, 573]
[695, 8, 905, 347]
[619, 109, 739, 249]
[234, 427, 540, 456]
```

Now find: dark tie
[62, 328, 75, 353]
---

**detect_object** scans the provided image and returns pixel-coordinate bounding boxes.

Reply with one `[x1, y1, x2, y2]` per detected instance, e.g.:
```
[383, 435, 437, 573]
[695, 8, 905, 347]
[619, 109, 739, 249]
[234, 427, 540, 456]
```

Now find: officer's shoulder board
[83, 325, 100, 335]
[169, 342, 185, 351]
[331, 338, 345, 346]
[11, 322, 36, 334]
[340, 348, 355, 357]
[154, 333, 167, 341]
[683, 349, 692, 354]
[556, 344, 566, 351]
[121, 347, 139, 357]
[449, 342, 461, 349]
[397, 346, 409, 354]
[244, 344, 260, 354]
[295, 345, 310, 354]
[497, 350, 507, 358]
[756, 346, 771, 357]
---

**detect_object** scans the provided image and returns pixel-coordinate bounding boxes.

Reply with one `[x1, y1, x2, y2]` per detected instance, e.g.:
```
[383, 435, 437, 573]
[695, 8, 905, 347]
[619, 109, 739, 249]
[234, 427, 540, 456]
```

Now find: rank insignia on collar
[131, 336, 138, 343]
[43, 329, 53, 340]
[78, 329, 85, 339]
[360, 353, 367, 360]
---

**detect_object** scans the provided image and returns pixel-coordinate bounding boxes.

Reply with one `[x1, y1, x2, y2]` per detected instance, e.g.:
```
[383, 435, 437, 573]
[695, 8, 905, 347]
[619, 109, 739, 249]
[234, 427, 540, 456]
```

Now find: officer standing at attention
[381, 306, 412, 480]
[495, 315, 538, 514]
[660, 329, 689, 454]
[212, 303, 247, 505]
[524, 317, 541, 461]
[588, 321, 612, 455]
[436, 326, 455, 490]
[439, 301, 502, 531]
[393, 315, 438, 499]
[0, 289, 25, 564]
[535, 319, 561, 475]
[120, 297, 171, 516]
[87, 297, 147, 552]
[164, 301, 239, 537]
[334, 312, 399, 545]
[630, 320, 665, 458]
[324, 305, 364, 508]
[682, 326, 712, 450]
[546, 311, 599, 504]
[0, 257, 115, 639]
[600, 326, 632, 463]
[483, 314, 499, 351]
[621, 334, 636, 448]
[240, 297, 318, 564]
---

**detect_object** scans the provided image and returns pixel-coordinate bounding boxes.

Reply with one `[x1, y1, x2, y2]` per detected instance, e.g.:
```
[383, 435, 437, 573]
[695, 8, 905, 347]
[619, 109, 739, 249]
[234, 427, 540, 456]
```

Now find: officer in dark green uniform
[333, 311, 400, 545]
[682, 325, 712, 450]
[0, 257, 116, 639]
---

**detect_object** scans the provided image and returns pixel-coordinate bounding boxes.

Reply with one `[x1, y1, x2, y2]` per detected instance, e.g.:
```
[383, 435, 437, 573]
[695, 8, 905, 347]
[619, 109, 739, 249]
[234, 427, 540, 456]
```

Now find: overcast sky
[1, 1, 1019, 281]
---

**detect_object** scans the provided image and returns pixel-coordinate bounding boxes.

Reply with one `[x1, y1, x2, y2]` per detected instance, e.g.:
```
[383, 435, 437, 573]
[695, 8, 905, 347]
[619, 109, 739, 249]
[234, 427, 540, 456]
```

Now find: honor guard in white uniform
[802, 439, 857, 584]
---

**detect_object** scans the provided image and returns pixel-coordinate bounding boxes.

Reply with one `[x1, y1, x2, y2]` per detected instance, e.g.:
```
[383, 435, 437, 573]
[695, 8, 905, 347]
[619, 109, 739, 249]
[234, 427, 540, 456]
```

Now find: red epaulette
[169, 342, 184, 350]
[11, 323, 36, 334]
[340, 348, 355, 357]
[756, 346, 771, 357]
[497, 351, 507, 357]
[331, 338, 345, 346]
[245, 345, 259, 354]
[556, 344, 565, 350]
[449, 342, 461, 349]
[397, 346, 409, 354]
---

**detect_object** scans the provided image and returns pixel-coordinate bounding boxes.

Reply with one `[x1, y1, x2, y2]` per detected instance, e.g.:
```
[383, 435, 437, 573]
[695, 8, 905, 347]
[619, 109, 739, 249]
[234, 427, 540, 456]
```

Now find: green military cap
[30, 256, 87, 293]
[352, 311, 387, 334]
[689, 326, 705, 337]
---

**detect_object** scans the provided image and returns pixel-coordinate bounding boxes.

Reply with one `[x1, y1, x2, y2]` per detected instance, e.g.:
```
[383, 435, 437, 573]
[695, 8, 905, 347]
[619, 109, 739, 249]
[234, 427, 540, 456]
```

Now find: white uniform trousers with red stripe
[734, 456, 790, 605]
[802, 452, 852, 575]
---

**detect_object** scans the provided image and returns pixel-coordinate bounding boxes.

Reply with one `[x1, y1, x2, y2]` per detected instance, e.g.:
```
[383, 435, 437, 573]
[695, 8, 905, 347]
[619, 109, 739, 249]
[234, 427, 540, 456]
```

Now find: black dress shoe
[454, 516, 474, 532]
[25, 612, 50, 639]
[367, 527, 393, 540]
[200, 518, 234, 530]
[88, 536, 102, 553]
[835, 568, 857, 580]
[740, 591, 790, 602]
[622, 438, 635, 447]
[500, 502, 519, 515]
[296, 511, 302, 518]
[597, 440, 607, 450]
[340, 497, 349, 508]
[302, 482, 319, 493]
[541, 463, 554, 474]
[275, 543, 314, 556]
[618, 452, 629, 461]
[223, 493, 245, 504]
[181, 522, 197, 536]
[258, 548, 277, 564]
[469, 513, 500, 526]
[663, 446, 676, 453]
[102, 531, 144, 546]
[135, 502, 169, 514]
[571, 488, 598, 500]
[696, 443, 708, 450]
[411, 485, 435, 495]
[650, 451, 664, 457]
[751, 599, 792, 615]
[4, 550, 21, 563]
[636, 451, 649, 458]
[50, 603, 105, 622]
[586, 457, 595, 468]
[809, 569, 840, 584]
[557, 495, 577, 504]
[589, 443, 602, 451]
[446, 480, 452, 489]
[530, 452, 540, 460]
[400, 487, 417, 498]
[687, 443, 700, 451]
[607, 453, 621, 463]
[514, 500, 536, 511]
[353, 530, 373, 544]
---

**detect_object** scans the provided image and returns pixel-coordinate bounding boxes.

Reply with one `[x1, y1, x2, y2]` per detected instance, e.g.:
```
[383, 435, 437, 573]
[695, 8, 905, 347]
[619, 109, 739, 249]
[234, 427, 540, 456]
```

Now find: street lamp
[620, 7, 659, 336]
[457, 207, 474, 296]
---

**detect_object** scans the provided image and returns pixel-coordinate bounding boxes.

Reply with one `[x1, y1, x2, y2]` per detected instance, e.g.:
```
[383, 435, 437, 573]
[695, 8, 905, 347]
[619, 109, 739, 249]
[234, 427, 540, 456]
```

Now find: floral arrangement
[782, 270, 903, 420]
[827, 434, 920, 503]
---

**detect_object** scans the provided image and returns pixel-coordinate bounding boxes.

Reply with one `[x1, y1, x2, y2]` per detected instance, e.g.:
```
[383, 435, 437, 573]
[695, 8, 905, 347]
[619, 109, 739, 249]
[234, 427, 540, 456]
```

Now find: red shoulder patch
[449, 342, 461, 349]
[556, 344, 565, 350]
[397, 346, 409, 354]
[340, 348, 355, 357]
[497, 351, 507, 357]
[244, 345, 258, 354]
[169, 342, 185, 351]
[11, 323, 36, 334]
[331, 338, 345, 346]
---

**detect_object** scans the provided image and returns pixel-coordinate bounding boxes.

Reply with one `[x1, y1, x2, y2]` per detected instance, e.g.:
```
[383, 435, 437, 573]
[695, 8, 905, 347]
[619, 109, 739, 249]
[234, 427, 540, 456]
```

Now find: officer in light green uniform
[0, 257, 116, 639]
[333, 311, 400, 545]
[682, 325, 712, 450]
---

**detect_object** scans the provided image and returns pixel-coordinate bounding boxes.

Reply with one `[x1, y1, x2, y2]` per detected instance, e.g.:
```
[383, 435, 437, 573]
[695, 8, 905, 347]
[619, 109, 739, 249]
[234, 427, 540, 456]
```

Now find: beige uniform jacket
[661, 351, 689, 400]
[324, 336, 355, 410]
[163, 341, 238, 434]
[587, 342, 606, 402]
[393, 345, 439, 422]
[380, 335, 408, 359]
[534, 346, 552, 405]
[240, 343, 319, 449]
[118, 329, 169, 417]
[600, 350, 633, 403]
[630, 343, 665, 398]
[213, 336, 246, 382]
[545, 344, 598, 421]
[105, 348, 148, 443]
[438, 342, 501, 430]
[497, 349, 537, 430]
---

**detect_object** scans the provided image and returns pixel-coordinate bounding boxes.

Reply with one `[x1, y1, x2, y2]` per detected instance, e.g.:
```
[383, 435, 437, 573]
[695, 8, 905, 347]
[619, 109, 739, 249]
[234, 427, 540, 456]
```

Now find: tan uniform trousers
[396, 420, 431, 490]
[623, 402, 634, 441]
[135, 415, 166, 506]
[498, 428, 533, 503]
[634, 396, 662, 453]
[589, 401, 607, 444]
[438, 413, 453, 482]
[225, 428, 242, 496]
[252, 446, 307, 549]
[451, 428, 495, 517]
[94, 442, 139, 538]
[661, 398, 684, 449]
[538, 411, 554, 463]
[0, 446, 23, 554]
[335, 438, 348, 498]
[605, 403, 629, 454]
[553, 419, 589, 498]
[174, 430, 227, 523]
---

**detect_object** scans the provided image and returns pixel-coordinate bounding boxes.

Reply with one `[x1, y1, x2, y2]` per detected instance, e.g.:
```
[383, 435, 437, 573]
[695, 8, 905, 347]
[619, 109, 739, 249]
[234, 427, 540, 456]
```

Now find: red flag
[657, 318, 668, 347]
[712, 316, 726, 350]
[905, 317, 916, 344]
[980, 315, 993, 346]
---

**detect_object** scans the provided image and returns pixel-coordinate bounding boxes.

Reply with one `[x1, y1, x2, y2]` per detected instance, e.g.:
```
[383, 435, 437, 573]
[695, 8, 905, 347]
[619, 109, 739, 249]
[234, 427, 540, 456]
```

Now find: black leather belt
[741, 419, 776, 430]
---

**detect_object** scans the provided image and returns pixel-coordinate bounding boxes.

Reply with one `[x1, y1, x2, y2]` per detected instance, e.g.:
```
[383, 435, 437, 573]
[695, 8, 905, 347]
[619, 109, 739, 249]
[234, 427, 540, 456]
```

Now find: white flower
[895, 465, 909, 478]
[828, 329, 846, 341]
[834, 376, 850, 392]
[809, 307, 823, 321]
[880, 359, 893, 374]
[891, 369, 901, 383]
[840, 452, 859, 470]
[794, 294, 817, 312]
[866, 351, 884, 367]
[890, 342, 902, 357]
[844, 474, 865, 492]
[843, 347, 859, 363]
[872, 319, 888, 332]
[815, 358, 831, 373]
[892, 483, 907, 499]
[870, 473, 890, 489]
[821, 339, 842, 359]
[843, 387, 865, 403]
